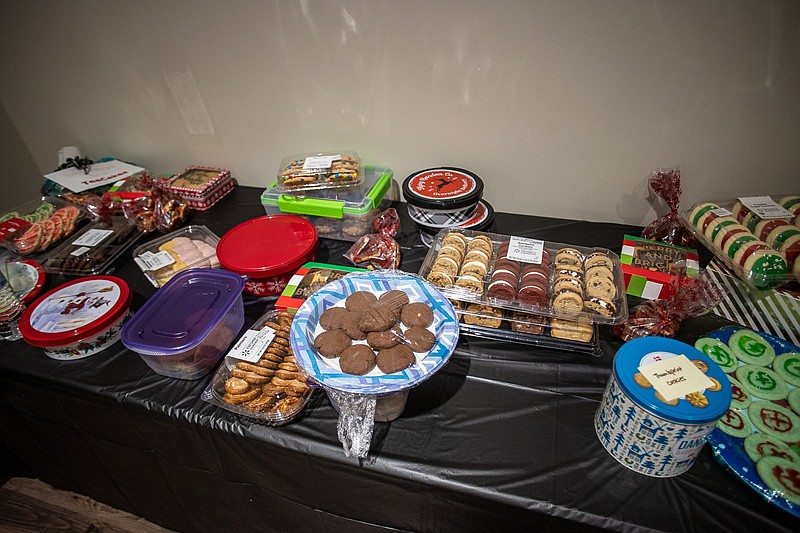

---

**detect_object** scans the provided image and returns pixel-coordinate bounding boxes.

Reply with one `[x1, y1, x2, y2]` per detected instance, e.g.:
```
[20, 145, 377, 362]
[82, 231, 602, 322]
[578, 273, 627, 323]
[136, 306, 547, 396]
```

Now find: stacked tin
[402, 167, 495, 246]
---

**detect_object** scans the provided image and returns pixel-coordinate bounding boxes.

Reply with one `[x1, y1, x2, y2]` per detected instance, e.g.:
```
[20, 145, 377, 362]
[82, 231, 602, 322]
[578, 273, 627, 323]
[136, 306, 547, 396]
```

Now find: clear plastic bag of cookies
[202, 309, 316, 425]
[276, 151, 364, 192]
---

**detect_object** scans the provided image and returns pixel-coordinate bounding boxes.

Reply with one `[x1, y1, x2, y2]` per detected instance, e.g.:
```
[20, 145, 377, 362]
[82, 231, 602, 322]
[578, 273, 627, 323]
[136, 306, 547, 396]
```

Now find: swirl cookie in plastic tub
[680, 195, 799, 288]
[418, 229, 628, 325]
[202, 309, 315, 425]
[276, 151, 363, 192]
[133, 225, 221, 287]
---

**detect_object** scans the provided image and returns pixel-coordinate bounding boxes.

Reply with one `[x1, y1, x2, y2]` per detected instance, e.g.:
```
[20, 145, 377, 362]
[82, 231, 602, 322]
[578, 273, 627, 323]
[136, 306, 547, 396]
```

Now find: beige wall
[1, 1, 798, 225]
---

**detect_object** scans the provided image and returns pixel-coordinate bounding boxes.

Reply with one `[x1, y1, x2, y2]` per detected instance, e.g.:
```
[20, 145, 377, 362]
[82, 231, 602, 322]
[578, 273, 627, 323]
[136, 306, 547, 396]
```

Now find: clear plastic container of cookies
[275, 150, 364, 193]
[1, 196, 87, 257]
[456, 303, 601, 355]
[43, 216, 147, 276]
[418, 229, 628, 328]
[202, 309, 316, 425]
[132, 225, 221, 288]
[679, 195, 800, 289]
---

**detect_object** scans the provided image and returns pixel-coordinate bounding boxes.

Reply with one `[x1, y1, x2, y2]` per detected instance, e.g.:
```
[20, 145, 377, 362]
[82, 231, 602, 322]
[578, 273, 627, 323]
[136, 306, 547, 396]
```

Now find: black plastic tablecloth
[1, 187, 797, 532]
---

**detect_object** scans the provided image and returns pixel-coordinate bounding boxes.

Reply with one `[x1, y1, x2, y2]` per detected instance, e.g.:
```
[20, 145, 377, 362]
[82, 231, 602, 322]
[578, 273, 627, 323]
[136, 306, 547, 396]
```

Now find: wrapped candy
[121, 177, 189, 233]
[642, 168, 697, 248]
[614, 262, 726, 341]
[345, 208, 402, 270]
[85, 192, 120, 226]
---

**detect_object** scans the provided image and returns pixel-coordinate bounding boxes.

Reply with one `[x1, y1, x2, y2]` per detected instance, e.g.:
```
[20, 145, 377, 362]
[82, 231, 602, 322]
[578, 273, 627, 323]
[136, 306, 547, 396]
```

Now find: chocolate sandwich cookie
[487, 279, 517, 301]
[517, 284, 548, 307]
[520, 268, 550, 288]
[584, 265, 614, 284]
[554, 265, 583, 280]
[493, 258, 522, 276]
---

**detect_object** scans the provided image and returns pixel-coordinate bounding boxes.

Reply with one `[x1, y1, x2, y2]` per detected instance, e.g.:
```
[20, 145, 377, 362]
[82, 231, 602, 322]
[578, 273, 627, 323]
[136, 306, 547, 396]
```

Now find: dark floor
[0, 477, 173, 533]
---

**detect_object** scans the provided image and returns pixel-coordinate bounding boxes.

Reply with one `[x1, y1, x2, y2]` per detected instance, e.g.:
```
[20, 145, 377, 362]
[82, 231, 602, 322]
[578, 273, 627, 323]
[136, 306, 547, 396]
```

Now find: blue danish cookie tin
[595, 337, 732, 477]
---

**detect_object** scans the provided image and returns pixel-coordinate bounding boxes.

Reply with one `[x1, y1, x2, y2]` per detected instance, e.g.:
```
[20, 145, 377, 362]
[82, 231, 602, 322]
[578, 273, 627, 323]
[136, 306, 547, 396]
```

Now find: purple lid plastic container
[121, 268, 244, 355]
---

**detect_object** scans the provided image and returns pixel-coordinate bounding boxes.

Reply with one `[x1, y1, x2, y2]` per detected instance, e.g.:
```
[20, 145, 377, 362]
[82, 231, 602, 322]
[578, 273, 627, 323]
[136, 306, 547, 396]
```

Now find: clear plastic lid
[1, 196, 86, 256]
[121, 268, 244, 355]
[262, 165, 392, 218]
[132, 225, 221, 287]
[201, 309, 316, 425]
[44, 216, 146, 276]
[418, 229, 628, 325]
[680, 195, 799, 289]
[275, 151, 363, 193]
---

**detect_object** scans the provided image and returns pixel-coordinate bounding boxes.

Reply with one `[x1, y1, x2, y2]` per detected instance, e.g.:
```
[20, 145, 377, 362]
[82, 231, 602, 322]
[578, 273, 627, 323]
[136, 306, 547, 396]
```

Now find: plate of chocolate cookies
[290, 270, 459, 394]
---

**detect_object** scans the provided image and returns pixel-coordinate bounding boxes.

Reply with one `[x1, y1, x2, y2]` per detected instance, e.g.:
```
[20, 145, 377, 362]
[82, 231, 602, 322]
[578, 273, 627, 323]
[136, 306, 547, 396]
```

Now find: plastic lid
[19, 276, 131, 348]
[216, 215, 317, 278]
[121, 268, 244, 355]
[614, 337, 732, 424]
[402, 167, 484, 210]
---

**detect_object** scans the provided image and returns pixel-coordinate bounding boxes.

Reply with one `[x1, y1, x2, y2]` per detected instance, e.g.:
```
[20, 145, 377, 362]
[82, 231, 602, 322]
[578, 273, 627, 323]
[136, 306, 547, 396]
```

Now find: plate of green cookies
[697, 325, 800, 516]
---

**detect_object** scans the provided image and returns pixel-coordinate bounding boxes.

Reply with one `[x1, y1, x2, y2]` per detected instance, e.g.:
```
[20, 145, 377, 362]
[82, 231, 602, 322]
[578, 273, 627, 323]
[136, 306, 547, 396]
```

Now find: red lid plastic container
[217, 215, 318, 296]
[121, 268, 245, 379]
[19, 276, 132, 360]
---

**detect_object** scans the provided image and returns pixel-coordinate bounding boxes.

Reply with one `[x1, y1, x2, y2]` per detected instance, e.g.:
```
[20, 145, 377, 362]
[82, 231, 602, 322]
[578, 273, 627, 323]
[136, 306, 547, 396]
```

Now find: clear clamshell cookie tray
[417, 229, 629, 328]
[679, 195, 800, 290]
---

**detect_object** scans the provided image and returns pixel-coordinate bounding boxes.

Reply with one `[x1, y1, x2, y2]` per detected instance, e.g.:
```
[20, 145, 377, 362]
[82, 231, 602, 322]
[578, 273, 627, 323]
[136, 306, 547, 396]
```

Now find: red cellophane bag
[345, 208, 402, 270]
[642, 167, 696, 248]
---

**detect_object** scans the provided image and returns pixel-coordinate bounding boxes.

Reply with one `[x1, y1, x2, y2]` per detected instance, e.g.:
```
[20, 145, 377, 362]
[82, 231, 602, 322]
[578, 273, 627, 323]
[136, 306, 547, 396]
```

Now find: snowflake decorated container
[19, 276, 132, 360]
[216, 215, 318, 296]
[595, 336, 732, 477]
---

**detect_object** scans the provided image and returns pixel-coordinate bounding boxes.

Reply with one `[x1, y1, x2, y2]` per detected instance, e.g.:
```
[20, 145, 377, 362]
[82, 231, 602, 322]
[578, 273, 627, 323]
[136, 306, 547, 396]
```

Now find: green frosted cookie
[727, 375, 752, 410]
[748, 401, 800, 443]
[716, 408, 753, 438]
[695, 337, 738, 373]
[756, 456, 800, 505]
[728, 329, 776, 366]
[788, 388, 800, 416]
[736, 365, 788, 401]
[773, 352, 800, 387]
[744, 432, 800, 463]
